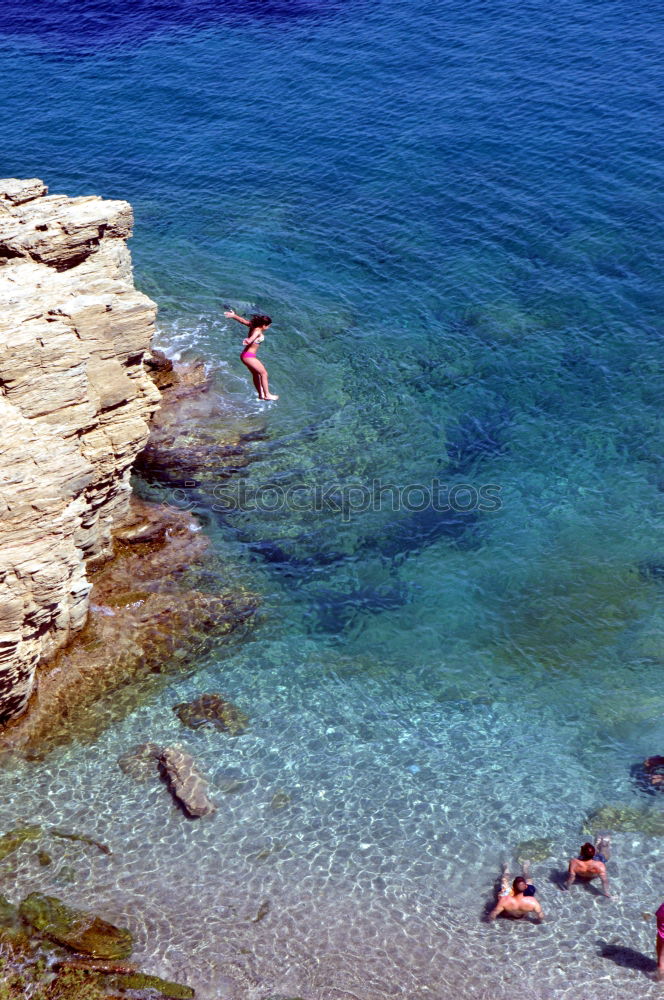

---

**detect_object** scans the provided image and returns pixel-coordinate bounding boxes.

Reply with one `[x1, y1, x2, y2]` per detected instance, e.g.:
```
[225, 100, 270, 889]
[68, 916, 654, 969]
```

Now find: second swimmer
[225, 309, 278, 401]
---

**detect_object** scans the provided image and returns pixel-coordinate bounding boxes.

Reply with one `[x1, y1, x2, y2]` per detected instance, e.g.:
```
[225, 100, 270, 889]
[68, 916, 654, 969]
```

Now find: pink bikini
[657, 902, 664, 940]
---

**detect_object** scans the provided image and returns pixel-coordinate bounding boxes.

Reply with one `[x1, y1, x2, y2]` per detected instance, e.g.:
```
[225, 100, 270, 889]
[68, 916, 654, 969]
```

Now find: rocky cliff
[0, 178, 162, 722]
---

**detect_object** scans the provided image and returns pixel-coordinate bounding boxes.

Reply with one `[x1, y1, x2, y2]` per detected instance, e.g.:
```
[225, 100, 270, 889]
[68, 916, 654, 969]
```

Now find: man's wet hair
[579, 842, 596, 860]
[513, 876, 528, 892]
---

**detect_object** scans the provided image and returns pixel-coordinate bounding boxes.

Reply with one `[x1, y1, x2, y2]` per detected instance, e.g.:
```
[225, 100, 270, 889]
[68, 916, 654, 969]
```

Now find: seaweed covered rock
[583, 805, 664, 837]
[105, 971, 195, 998]
[19, 892, 133, 958]
[0, 824, 42, 861]
[159, 746, 216, 818]
[173, 693, 248, 734]
[515, 837, 554, 863]
[0, 894, 18, 927]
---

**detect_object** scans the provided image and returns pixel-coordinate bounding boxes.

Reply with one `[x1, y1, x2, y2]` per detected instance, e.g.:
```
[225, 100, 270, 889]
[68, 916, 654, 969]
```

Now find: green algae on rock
[0, 825, 42, 862]
[515, 837, 554, 863]
[0, 896, 17, 928]
[583, 805, 664, 837]
[19, 893, 133, 959]
[173, 693, 249, 734]
[104, 971, 195, 998]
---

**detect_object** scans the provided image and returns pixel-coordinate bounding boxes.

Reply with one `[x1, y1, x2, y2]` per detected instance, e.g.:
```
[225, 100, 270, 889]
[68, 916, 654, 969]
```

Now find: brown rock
[19, 892, 133, 959]
[117, 742, 162, 781]
[173, 693, 249, 734]
[159, 745, 216, 818]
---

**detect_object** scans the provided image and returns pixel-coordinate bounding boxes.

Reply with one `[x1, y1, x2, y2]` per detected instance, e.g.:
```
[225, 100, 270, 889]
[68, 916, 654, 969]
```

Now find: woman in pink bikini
[224, 309, 278, 401]
[656, 900, 664, 980]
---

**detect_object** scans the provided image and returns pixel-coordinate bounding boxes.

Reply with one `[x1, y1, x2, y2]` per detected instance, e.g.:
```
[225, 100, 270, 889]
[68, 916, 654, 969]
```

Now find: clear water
[2, 1, 664, 996]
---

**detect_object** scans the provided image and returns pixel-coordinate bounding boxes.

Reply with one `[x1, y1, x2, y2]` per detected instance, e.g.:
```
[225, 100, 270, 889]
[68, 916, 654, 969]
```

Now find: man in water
[488, 863, 544, 922]
[643, 755, 664, 787]
[565, 838, 611, 898]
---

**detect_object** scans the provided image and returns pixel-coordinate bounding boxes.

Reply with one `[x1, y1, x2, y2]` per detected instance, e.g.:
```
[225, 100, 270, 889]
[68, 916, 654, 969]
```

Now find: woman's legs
[656, 935, 664, 980]
[242, 357, 278, 400]
[258, 368, 278, 401]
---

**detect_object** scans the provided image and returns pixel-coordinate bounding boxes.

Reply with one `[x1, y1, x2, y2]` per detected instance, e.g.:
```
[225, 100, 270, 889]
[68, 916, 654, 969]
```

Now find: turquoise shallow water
[2, 1, 664, 996]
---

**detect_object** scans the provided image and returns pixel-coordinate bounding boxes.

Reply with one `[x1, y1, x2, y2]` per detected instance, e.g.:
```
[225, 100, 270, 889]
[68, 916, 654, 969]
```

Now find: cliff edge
[0, 178, 162, 722]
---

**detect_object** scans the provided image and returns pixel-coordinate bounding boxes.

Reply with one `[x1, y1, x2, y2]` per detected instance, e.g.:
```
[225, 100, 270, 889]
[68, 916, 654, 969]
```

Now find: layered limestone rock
[0, 179, 161, 722]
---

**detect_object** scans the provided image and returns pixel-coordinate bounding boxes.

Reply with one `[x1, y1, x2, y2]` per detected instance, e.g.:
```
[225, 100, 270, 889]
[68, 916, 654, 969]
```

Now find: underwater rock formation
[136, 353, 253, 487]
[0, 178, 161, 723]
[173, 692, 249, 734]
[515, 837, 554, 863]
[103, 971, 195, 998]
[0, 824, 42, 861]
[583, 804, 664, 837]
[0, 895, 18, 927]
[1, 894, 195, 997]
[159, 745, 216, 818]
[117, 741, 162, 781]
[19, 892, 133, 959]
[0, 496, 258, 754]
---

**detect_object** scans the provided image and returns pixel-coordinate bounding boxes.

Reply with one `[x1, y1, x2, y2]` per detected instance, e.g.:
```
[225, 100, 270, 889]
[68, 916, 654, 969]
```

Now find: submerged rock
[515, 837, 554, 863]
[1, 496, 258, 755]
[55, 958, 138, 973]
[173, 693, 249, 734]
[583, 805, 664, 837]
[136, 356, 251, 487]
[269, 789, 291, 811]
[50, 828, 112, 855]
[0, 824, 42, 861]
[159, 746, 216, 818]
[104, 971, 195, 998]
[0, 894, 18, 927]
[251, 899, 270, 923]
[19, 892, 133, 958]
[117, 742, 162, 781]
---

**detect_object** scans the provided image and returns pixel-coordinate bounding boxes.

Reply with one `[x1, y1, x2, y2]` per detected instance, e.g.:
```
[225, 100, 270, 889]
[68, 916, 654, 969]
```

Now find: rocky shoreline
[0, 179, 257, 753]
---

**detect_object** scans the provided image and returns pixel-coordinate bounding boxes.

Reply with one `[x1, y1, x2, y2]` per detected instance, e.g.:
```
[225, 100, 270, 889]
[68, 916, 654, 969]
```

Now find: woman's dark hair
[249, 314, 272, 332]
[579, 843, 596, 861]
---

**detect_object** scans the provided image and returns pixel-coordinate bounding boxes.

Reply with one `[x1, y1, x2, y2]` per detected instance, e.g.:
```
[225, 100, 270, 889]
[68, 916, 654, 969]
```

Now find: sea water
[1, 1, 664, 997]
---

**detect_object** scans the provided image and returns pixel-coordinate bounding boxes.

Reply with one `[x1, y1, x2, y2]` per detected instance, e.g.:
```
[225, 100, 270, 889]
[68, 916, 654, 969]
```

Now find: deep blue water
[2, 2, 664, 997]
